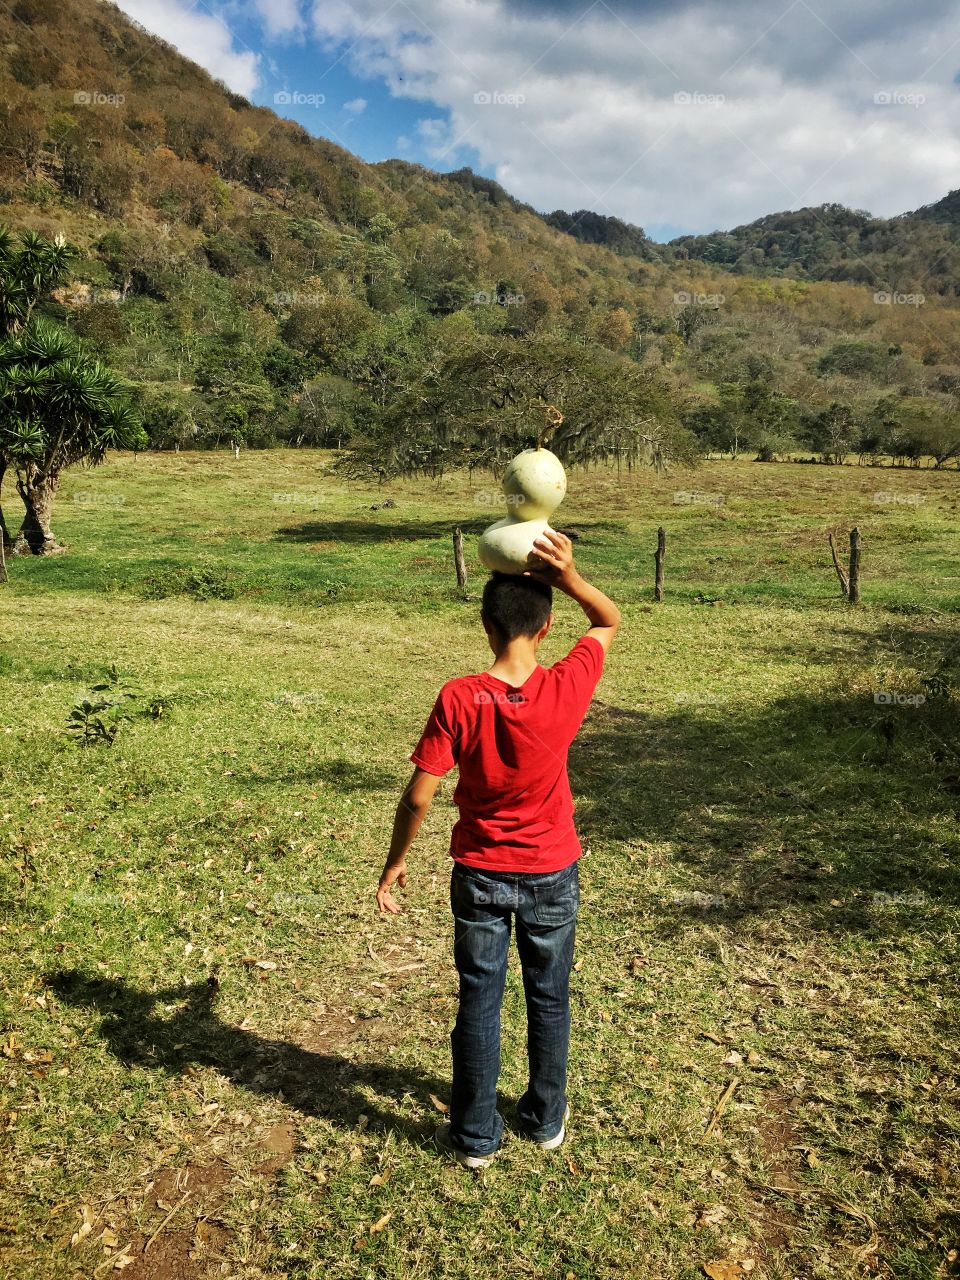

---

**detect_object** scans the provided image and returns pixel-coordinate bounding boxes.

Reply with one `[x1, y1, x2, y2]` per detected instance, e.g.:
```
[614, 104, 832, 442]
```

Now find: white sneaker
[432, 1123, 497, 1169]
[534, 1106, 570, 1151]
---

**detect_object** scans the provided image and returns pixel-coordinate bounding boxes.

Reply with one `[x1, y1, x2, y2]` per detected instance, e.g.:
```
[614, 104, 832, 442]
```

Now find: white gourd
[478, 447, 567, 574]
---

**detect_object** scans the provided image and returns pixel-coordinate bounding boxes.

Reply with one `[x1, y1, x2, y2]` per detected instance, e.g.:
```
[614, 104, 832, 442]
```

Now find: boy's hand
[376, 859, 408, 914]
[526, 529, 578, 589]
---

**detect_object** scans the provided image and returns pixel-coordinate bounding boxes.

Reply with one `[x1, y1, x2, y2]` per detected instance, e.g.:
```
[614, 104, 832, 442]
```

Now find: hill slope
[0, 0, 958, 470]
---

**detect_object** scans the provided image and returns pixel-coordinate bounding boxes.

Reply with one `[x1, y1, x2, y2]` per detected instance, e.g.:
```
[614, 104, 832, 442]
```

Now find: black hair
[481, 572, 553, 642]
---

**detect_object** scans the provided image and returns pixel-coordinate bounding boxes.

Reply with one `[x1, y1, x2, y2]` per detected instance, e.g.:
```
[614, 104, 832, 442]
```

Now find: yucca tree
[0, 319, 144, 553]
[0, 227, 143, 556]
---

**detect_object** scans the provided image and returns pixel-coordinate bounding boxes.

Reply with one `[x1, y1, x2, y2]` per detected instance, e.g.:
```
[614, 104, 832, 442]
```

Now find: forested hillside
[667, 201, 960, 296]
[1, 0, 959, 471]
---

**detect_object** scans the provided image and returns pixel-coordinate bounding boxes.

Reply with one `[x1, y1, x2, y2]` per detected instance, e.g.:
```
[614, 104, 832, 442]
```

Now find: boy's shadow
[48, 969, 452, 1143]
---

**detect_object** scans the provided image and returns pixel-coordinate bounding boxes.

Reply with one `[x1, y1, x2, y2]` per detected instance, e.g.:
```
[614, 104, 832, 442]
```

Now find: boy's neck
[488, 637, 541, 686]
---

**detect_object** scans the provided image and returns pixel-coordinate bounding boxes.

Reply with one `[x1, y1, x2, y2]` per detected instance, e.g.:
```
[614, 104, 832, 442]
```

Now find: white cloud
[252, 0, 303, 39]
[114, 0, 260, 98]
[343, 97, 368, 114]
[305, 0, 960, 234]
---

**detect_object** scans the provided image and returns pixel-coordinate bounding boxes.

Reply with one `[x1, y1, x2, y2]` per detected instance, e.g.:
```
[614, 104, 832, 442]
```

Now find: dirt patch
[301, 1006, 366, 1055]
[743, 1089, 805, 1253]
[78, 1153, 260, 1279]
[120, 1228, 206, 1280]
[255, 1121, 297, 1174]
[150, 1159, 232, 1206]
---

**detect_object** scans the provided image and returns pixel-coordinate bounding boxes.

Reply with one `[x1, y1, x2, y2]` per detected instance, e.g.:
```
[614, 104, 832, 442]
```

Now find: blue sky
[116, 0, 960, 240]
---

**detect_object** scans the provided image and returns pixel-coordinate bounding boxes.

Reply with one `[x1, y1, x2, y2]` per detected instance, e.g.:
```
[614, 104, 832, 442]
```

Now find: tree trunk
[0, 459, 12, 554]
[13, 472, 62, 555]
[654, 526, 666, 602]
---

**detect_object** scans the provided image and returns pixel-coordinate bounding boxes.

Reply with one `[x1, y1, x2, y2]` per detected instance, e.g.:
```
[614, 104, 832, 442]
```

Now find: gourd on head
[478, 446, 567, 575]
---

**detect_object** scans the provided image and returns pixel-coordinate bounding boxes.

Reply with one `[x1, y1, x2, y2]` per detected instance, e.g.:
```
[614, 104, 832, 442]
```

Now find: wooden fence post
[654, 526, 666, 602]
[848, 527, 861, 605]
[453, 527, 467, 593]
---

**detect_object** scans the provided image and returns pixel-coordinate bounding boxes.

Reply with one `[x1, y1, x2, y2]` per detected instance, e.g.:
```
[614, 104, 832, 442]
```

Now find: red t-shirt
[410, 635, 605, 873]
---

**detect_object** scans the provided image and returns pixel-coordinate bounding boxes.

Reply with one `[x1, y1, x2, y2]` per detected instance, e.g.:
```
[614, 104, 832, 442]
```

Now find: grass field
[1, 450, 959, 1280]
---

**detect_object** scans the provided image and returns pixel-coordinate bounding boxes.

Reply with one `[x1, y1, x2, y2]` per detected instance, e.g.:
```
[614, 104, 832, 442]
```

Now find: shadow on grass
[572, 679, 960, 936]
[273, 518, 625, 545]
[47, 970, 456, 1142]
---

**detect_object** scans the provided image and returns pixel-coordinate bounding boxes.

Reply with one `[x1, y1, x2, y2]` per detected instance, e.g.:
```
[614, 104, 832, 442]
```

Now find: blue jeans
[448, 859, 579, 1157]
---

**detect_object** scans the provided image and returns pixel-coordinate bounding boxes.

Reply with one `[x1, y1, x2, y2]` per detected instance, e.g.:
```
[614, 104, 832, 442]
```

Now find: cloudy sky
[114, 0, 960, 240]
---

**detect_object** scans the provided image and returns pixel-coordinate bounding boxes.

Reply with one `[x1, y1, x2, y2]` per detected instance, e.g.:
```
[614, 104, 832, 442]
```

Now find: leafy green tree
[193, 332, 275, 446]
[801, 400, 858, 464]
[339, 334, 694, 479]
[0, 227, 143, 555]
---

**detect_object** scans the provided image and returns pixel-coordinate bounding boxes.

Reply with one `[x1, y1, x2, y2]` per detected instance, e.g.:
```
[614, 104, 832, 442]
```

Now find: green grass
[1, 451, 958, 1280]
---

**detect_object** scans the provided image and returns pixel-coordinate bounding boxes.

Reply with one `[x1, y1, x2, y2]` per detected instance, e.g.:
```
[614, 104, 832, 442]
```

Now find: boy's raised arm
[527, 530, 621, 653]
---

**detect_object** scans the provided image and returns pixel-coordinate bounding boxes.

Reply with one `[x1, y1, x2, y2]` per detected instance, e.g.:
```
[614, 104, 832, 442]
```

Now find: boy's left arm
[376, 767, 442, 915]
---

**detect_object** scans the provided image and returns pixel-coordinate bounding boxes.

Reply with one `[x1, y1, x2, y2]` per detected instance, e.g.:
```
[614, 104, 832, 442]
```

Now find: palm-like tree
[0, 227, 143, 556]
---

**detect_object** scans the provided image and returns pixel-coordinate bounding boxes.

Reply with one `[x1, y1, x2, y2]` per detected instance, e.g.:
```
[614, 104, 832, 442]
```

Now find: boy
[375, 530, 620, 1168]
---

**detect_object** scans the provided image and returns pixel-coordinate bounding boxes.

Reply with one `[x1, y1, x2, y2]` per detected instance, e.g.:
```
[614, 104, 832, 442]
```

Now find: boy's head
[481, 572, 553, 651]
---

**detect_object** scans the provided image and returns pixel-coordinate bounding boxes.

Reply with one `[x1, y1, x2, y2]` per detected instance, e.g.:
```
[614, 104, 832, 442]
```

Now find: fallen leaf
[71, 1205, 94, 1247]
[565, 1155, 582, 1176]
[722, 1050, 743, 1066]
[746, 1050, 761, 1066]
[368, 1173, 387, 1187]
[114, 1254, 135, 1270]
[370, 1212, 392, 1234]
[101, 1227, 119, 1248]
[428, 1093, 449, 1114]
[704, 1262, 745, 1280]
